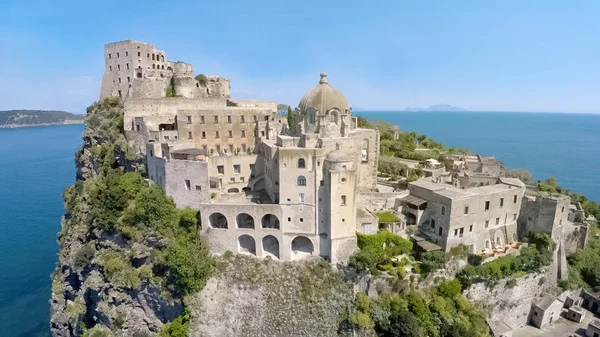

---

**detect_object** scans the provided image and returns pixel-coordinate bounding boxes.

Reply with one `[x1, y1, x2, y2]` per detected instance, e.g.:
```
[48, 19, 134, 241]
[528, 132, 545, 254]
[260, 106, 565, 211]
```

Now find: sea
[0, 111, 599, 336]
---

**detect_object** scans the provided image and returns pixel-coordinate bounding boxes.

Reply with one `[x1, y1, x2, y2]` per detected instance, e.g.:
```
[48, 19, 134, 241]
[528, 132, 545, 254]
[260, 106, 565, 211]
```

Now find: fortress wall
[358, 191, 408, 210]
[129, 77, 171, 99]
[228, 99, 277, 112]
[123, 97, 228, 120]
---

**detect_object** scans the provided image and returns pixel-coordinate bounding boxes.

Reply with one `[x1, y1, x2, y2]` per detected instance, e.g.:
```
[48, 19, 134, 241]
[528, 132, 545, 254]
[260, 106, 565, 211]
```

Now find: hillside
[0, 110, 84, 128]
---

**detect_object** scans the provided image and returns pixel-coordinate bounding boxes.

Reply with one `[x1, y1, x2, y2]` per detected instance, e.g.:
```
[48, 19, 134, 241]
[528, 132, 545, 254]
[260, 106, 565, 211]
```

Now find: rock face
[189, 255, 353, 337]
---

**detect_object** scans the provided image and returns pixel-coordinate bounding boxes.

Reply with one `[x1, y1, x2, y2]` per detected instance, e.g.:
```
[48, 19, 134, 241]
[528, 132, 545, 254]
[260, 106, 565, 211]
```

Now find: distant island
[0, 110, 85, 128]
[405, 104, 465, 112]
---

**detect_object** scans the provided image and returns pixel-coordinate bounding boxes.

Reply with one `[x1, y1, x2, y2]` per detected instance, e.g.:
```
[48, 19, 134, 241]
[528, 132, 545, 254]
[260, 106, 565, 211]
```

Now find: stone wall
[358, 191, 408, 210]
[189, 256, 353, 337]
[463, 266, 558, 333]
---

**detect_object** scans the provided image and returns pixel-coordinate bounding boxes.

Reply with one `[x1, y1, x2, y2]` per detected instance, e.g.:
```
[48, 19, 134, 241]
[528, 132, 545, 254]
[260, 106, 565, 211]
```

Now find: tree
[287, 106, 294, 130]
[381, 311, 421, 337]
[546, 176, 557, 187]
[356, 116, 372, 129]
[437, 279, 462, 298]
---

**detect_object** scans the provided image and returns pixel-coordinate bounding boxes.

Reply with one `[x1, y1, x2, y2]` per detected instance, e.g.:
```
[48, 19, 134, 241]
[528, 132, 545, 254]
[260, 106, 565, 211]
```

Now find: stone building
[100, 40, 230, 100]
[145, 73, 379, 263]
[528, 295, 563, 329]
[400, 177, 526, 253]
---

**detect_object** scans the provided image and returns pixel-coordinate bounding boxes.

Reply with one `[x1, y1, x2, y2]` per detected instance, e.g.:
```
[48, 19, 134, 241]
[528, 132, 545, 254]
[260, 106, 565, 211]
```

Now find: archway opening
[236, 213, 255, 229]
[227, 188, 240, 193]
[209, 212, 228, 229]
[262, 235, 279, 259]
[261, 214, 280, 229]
[238, 235, 256, 255]
[291, 236, 314, 259]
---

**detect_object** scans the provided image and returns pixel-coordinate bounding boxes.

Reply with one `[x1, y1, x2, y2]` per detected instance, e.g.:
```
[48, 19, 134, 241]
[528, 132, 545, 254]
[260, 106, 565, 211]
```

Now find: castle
[105, 40, 588, 268]
[103, 40, 379, 263]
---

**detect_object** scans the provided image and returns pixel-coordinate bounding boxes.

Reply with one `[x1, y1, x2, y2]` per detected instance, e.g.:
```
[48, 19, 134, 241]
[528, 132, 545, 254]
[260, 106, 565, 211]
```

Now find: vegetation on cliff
[563, 229, 600, 290]
[347, 281, 489, 337]
[52, 98, 213, 336]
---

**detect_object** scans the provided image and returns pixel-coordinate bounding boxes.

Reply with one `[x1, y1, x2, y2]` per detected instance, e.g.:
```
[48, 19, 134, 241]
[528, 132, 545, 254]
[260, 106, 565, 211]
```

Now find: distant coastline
[405, 104, 465, 112]
[0, 110, 84, 129]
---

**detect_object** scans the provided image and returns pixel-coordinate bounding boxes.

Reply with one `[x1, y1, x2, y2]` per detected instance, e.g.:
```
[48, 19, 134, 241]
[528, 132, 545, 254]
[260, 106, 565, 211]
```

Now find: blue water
[0, 124, 83, 337]
[1, 112, 599, 335]
[357, 111, 600, 202]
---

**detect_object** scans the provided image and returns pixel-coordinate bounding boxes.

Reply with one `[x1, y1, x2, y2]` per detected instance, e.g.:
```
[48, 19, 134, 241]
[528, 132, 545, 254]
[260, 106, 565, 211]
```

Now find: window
[512, 213, 518, 221]
[469, 225, 473, 232]
[287, 217, 291, 221]
[459, 227, 464, 237]
[297, 176, 306, 186]
[241, 130, 246, 138]
[261, 131, 265, 137]
[147, 53, 150, 58]
[241, 116, 245, 123]
[127, 77, 130, 83]
[500, 198, 504, 207]
[116, 52, 119, 58]
[562, 206, 565, 213]
[138, 51, 140, 57]
[454, 229, 458, 236]
[229, 144, 234, 153]
[108, 53, 112, 59]
[149, 150, 153, 157]
[559, 219, 563, 225]
[227, 115, 232, 123]
[298, 158, 305, 168]
[495, 217, 500, 225]
[320, 180, 324, 186]
[341, 195, 347, 206]
[187, 116, 192, 124]
[125, 51, 128, 57]
[195, 185, 201, 191]
[117, 64, 121, 71]
[240, 177, 245, 182]
[431, 219, 436, 228]
[464, 206, 469, 214]
[233, 165, 241, 174]
[215, 131, 220, 138]
[187, 131, 193, 139]
[126, 63, 129, 70]
[300, 218, 304, 222]
[438, 227, 443, 235]
[253, 115, 258, 122]
[299, 193, 305, 202]
[217, 165, 224, 175]
[230, 177, 235, 183]
[201, 131, 206, 139]
[485, 201, 490, 211]
[184, 180, 191, 191]
[514, 195, 518, 203]
[485, 220, 489, 228]
[118, 78, 121, 83]
[242, 144, 247, 152]
[214, 116, 219, 123]
[109, 65, 112, 71]
[200, 116, 205, 124]
[228, 130, 233, 138]
[152, 64, 156, 69]
[152, 54, 155, 60]
[319, 197, 323, 202]
[441, 206, 446, 215]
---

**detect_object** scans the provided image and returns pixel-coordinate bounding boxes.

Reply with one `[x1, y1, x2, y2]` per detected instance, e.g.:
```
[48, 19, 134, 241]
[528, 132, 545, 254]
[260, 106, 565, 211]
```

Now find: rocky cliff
[50, 98, 355, 337]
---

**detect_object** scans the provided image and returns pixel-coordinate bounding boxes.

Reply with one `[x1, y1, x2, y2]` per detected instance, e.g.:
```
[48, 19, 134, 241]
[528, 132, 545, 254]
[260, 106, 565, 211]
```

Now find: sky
[0, 0, 598, 114]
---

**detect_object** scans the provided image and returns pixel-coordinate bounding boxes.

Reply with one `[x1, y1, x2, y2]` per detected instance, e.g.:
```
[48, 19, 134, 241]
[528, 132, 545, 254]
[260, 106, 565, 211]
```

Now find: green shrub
[349, 230, 412, 272]
[420, 251, 448, 275]
[74, 244, 96, 269]
[376, 211, 400, 223]
[437, 279, 462, 298]
[165, 234, 214, 294]
[159, 312, 189, 337]
[506, 278, 517, 288]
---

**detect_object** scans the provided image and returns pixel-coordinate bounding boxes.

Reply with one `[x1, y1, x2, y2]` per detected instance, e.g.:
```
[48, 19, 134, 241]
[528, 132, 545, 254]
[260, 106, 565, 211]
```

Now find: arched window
[297, 176, 306, 186]
[298, 158, 305, 168]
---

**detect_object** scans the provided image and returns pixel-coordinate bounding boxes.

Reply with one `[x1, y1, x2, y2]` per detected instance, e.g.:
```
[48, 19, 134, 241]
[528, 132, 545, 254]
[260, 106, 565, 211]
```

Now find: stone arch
[291, 236, 314, 259]
[238, 235, 256, 255]
[236, 213, 255, 229]
[297, 176, 306, 186]
[262, 235, 279, 259]
[227, 188, 240, 193]
[361, 139, 369, 162]
[161, 65, 165, 70]
[167, 66, 173, 71]
[209, 212, 228, 229]
[261, 214, 280, 229]
[494, 229, 505, 247]
[298, 158, 305, 168]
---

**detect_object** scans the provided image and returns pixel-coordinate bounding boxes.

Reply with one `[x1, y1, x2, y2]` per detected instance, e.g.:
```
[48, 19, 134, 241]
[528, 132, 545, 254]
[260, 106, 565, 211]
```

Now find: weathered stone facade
[136, 70, 380, 264]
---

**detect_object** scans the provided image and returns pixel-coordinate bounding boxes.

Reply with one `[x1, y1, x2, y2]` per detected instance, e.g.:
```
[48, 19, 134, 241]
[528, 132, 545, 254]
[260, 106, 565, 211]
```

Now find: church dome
[298, 73, 350, 113]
